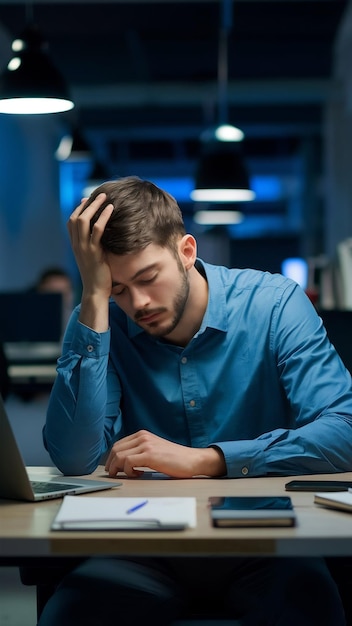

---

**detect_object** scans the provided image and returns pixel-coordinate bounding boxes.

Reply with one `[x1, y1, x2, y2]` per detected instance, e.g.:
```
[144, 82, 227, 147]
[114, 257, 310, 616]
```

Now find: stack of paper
[51, 496, 197, 530]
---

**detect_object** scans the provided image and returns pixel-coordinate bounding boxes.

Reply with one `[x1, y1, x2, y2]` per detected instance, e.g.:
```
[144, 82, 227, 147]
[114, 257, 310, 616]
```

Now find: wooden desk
[2, 468, 352, 559]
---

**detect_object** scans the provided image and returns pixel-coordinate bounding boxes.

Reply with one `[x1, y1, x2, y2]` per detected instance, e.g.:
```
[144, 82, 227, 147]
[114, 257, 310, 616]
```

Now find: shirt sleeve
[43, 307, 121, 475]
[212, 283, 352, 478]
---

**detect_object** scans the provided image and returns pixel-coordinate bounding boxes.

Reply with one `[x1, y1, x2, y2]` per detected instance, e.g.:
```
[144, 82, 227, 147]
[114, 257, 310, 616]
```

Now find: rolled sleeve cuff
[71, 321, 111, 358]
[212, 439, 269, 478]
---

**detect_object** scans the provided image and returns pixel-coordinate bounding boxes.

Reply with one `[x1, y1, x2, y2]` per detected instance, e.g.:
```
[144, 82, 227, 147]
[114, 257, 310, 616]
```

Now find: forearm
[79, 293, 110, 332]
[215, 414, 352, 478]
[44, 315, 113, 475]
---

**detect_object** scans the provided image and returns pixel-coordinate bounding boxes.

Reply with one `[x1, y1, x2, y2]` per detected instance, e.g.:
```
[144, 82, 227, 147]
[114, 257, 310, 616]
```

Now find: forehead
[40, 276, 71, 291]
[106, 244, 174, 281]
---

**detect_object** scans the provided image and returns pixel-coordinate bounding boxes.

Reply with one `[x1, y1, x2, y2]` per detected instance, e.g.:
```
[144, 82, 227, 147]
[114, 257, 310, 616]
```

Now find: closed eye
[112, 286, 126, 297]
[112, 274, 157, 297]
[140, 275, 157, 285]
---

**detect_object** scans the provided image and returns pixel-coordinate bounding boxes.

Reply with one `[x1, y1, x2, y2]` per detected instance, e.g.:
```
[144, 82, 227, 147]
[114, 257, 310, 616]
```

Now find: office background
[0, 3, 352, 624]
[0, 0, 351, 300]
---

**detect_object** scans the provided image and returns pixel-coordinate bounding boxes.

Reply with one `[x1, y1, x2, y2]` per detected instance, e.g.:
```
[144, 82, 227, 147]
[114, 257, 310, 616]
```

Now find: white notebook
[51, 495, 197, 530]
[314, 490, 352, 513]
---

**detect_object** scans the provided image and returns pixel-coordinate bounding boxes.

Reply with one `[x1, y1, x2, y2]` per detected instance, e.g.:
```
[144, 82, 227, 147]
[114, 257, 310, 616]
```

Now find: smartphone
[209, 496, 296, 527]
[285, 480, 352, 492]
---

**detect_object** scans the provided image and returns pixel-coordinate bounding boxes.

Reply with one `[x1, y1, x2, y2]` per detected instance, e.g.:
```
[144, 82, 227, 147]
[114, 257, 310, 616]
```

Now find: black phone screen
[209, 496, 293, 510]
[285, 480, 352, 492]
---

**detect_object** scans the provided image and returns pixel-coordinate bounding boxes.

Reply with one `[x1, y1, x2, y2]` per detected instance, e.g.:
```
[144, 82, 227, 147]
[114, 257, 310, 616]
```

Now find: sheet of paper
[314, 491, 352, 510]
[51, 496, 197, 530]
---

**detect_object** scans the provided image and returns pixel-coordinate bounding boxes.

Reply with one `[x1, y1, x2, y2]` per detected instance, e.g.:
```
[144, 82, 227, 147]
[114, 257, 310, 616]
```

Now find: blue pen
[126, 499, 148, 514]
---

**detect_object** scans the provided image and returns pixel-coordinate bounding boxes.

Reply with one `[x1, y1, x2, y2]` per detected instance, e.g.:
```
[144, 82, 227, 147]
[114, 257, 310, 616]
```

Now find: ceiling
[0, 0, 349, 230]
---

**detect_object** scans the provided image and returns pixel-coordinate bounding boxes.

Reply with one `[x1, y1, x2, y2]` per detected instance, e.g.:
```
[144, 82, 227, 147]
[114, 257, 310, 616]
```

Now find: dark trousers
[37, 556, 346, 626]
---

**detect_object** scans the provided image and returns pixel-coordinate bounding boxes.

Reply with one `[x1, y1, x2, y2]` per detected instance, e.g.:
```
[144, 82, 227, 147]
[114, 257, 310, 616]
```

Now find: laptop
[0, 395, 120, 501]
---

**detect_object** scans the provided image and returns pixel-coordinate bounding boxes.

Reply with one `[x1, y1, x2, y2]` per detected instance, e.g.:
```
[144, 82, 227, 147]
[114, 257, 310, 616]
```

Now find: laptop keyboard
[31, 480, 76, 493]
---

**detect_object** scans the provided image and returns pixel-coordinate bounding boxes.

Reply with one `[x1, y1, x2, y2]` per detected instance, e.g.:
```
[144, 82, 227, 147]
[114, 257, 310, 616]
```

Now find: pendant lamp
[191, 0, 255, 207]
[55, 127, 92, 162]
[0, 24, 74, 114]
[192, 141, 254, 203]
[83, 159, 110, 197]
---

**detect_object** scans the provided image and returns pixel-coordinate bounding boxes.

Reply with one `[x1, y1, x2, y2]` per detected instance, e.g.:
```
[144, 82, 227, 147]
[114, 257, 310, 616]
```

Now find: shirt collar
[195, 259, 228, 334]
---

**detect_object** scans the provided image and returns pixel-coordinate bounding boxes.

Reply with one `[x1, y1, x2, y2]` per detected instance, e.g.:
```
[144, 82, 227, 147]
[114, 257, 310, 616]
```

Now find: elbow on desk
[43, 444, 99, 476]
[42, 427, 101, 476]
[49, 454, 100, 477]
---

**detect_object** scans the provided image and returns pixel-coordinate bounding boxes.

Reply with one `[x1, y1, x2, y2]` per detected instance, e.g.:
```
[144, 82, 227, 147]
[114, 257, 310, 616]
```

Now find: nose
[129, 286, 150, 311]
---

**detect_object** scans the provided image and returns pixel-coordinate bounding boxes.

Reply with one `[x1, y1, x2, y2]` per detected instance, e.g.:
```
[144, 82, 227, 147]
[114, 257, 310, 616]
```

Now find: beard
[134, 263, 190, 338]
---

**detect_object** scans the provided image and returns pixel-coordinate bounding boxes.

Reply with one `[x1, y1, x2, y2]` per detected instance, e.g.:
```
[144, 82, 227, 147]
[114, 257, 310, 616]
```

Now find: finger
[106, 452, 148, 477]
[69, 193, 108, 236]
[67, 198, 87, 237]
[67, 199, 89, 247]
[123, 454, 150, 477]
[90, 203, 114, 245]
[74, 198, 88, 221]
[69, 197, 90, 220]
[109, 432, 141, 453]
[78, 192, 107, 218]
[126, 468, 145, 478]
[72, 197, 111, 248]
[105, 441, 143, 476]
[107, 441, 140, 467]
[105, 445, 134, 475]
[104, 449, 114, 471]
[105, 432, 154, 475]
[105, 452, 124, 476]
[77, 198, 113, 247]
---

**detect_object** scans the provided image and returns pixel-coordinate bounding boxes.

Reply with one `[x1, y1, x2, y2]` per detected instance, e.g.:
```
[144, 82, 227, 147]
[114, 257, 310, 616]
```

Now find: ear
[178, 234, 197, 270]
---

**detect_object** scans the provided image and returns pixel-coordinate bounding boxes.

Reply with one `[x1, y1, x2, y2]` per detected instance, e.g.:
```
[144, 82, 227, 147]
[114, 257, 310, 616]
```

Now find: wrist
[79, 293, 110, 332]
[196, 446, 226, 477]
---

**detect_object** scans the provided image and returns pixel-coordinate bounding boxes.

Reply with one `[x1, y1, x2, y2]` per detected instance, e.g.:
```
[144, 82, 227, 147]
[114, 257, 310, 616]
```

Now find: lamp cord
[25, 2, 34, 24]
[217, 0, 233, 126]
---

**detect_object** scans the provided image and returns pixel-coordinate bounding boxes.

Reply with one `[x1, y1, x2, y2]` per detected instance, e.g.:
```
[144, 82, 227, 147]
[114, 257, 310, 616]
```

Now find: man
[34, 266, 75, 331]
[40, 176, 352, 625]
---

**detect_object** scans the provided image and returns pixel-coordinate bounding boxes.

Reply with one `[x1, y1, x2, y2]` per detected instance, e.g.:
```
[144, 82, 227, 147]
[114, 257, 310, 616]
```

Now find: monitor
[0, 291, 63, 344]
[320, 309, 352, 374]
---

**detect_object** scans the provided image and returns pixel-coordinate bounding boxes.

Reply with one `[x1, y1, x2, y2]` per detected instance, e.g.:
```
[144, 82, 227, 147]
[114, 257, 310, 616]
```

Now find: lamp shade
[191, 142, 255, 202]
[83, 159, 110, 197]
[0, 25, 74, 114]
[56, 127, 92, 161]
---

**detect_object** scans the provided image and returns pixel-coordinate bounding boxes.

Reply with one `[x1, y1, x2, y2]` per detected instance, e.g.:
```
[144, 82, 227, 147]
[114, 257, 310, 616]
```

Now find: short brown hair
[86, 176, 186, 255]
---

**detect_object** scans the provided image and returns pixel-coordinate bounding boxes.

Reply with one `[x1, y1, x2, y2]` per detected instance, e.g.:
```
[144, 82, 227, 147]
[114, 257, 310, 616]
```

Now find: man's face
[107, 243, 190, 339]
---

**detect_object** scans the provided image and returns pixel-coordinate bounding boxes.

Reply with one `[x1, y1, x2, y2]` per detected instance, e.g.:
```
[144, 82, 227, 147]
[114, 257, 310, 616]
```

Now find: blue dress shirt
[43, 260, 352, 477]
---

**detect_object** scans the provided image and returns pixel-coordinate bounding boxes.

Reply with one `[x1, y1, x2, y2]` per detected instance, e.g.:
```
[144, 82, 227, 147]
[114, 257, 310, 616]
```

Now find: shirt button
[87, 345, 94, 353]
[189, 399, 196, 407]
[181, 357, 187, 364]
[241, 466, 249, 476]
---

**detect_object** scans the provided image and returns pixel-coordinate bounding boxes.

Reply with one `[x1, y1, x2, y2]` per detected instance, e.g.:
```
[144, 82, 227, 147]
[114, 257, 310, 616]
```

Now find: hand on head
[68, 193, 114, 302]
